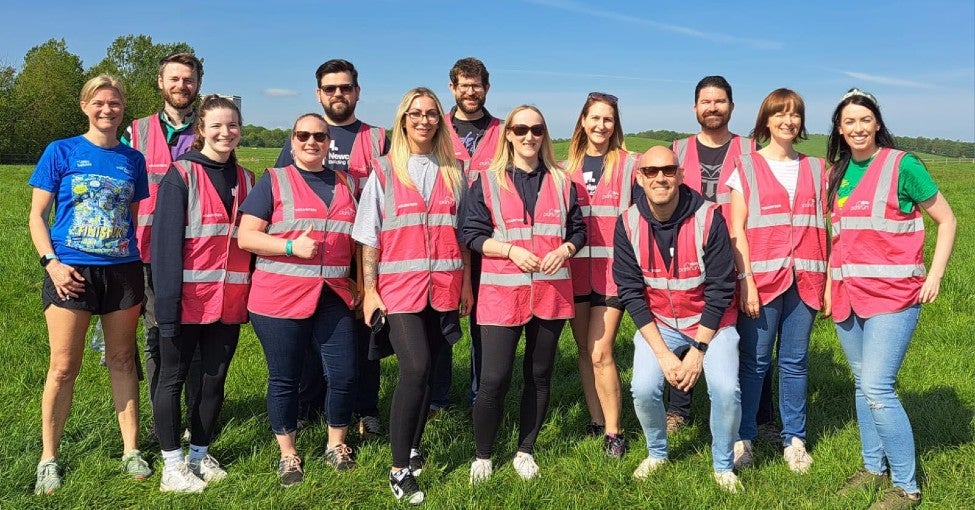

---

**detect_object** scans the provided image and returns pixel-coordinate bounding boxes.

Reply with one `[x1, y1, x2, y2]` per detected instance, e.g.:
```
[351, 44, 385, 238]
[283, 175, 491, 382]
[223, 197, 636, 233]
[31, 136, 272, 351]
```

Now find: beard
[456, 95, 485, 115]
[696, 111, 729, 131]
[163, 87, 197, 111]
[324, 98, 355, 123]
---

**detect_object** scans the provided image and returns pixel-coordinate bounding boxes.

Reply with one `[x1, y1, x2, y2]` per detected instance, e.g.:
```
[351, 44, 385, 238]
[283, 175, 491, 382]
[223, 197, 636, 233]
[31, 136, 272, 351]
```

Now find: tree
[89, 34, 195, 128]
[0, 62, 16, 157]
[10, 39, 86, 158]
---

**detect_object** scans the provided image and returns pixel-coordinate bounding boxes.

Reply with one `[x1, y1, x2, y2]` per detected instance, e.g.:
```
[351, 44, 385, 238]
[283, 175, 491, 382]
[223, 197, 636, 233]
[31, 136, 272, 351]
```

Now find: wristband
[736, 272, 752, 280]
[285, 239, 294, 257]
[563, 243, 574, 257]
[504, 243, 513, 258]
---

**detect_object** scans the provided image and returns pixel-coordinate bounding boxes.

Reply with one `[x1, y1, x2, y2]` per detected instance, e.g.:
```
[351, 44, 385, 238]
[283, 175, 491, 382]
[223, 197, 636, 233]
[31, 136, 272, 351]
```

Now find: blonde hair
[566, 96, 626, 180]
[487, 105, 566, 191]
[80, 74, 126, 104]
[389, 87, 463, 196]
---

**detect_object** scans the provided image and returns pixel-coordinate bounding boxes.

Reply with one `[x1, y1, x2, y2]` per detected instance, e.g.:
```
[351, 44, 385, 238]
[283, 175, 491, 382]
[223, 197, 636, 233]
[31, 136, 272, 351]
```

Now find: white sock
[410, 448, 421, 458]
[188, 444, 208, 463]
[161, 449, 184, 470]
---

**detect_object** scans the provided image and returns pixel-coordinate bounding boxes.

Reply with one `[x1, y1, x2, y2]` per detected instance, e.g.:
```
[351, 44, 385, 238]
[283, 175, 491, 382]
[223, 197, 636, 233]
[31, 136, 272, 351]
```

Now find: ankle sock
[188, 444, 208, 463]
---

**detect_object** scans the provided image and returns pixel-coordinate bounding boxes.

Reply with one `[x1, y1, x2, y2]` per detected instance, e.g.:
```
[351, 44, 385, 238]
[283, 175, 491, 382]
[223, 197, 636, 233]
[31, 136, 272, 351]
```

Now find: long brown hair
[191, 94, 242, 152]
[566, 94, 626, 180]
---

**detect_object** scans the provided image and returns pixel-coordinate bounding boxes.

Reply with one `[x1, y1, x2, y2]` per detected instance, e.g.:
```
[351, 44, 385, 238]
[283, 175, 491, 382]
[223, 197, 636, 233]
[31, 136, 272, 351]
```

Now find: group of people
[28, 53, 955, 510]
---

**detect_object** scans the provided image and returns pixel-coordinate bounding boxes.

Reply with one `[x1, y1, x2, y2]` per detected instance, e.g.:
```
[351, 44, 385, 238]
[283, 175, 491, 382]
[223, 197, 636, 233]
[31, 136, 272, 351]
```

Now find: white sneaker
[733, 439, 753, 470]
[160, 461, 206, 493]
[469, 458, 493, 485]
[783, 437, 813, 474]
[632, 456, 666, 479]
[512, 453, 539, 480]
[188, 454, 227, 483]
[713, 470, 742, 493]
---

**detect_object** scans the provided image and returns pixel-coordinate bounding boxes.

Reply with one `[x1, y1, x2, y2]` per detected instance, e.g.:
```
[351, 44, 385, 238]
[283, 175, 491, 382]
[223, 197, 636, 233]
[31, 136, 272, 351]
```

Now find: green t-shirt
[836, 152, 938, 214]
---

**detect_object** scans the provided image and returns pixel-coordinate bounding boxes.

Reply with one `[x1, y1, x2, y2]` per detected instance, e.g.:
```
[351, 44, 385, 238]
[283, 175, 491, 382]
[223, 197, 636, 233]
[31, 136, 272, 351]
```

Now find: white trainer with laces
[713, 470, 743, 493]
[469, 458, 493, 485]
[512, 453, 539, 480]
[188, 454, 227, 483]
[160, 461, 206, 493]
[733, 439, 753, 470]
[783, 437, 813, 473]
[632, 456, 667, 479]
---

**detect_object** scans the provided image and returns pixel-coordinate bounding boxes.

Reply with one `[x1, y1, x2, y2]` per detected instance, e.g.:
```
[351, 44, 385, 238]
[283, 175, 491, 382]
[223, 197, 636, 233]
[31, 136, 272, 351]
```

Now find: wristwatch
[40, 253, 58, 267]
[693, 341, 709, 353]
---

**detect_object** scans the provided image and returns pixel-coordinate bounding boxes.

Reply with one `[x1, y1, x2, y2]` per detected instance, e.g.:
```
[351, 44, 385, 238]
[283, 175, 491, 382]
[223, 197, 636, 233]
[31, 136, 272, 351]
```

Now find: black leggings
[153, 322, 240, 451]
[473, 317, 565, 459]
[387, 307, 448, 468]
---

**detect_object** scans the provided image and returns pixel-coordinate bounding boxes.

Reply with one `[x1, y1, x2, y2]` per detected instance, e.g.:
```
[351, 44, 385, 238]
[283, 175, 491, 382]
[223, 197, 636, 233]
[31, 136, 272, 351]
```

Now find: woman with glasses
[29, 74, 152, 495]
[724, 89, 827, 474]
[461, 105, 585, 484]
[826, 89, 955, 509]
[151, 95, 255, 492]
[563, 92, 637, 457]
[352, 87, 471, 505]
[239, 113, 360, 486]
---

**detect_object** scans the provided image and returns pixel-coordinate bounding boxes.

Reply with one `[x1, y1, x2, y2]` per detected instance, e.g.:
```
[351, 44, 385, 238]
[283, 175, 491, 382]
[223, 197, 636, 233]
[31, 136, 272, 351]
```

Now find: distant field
[1, 160, 972, 508]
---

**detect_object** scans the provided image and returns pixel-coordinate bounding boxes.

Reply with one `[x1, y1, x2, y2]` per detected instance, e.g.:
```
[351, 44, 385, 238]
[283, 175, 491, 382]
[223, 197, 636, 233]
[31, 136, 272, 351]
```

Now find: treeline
[894, 137, 974, 159]
[629, 129, 694, 142]
[241, 125, 289, 148]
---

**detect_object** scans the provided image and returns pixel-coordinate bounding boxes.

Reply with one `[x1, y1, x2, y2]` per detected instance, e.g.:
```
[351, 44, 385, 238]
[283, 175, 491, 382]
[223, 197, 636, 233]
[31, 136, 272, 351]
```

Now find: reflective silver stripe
[148, 172, 166, 184]
[378, 258, 463, 274]
[657, 314, 702, 331]
[269, 168, 298, 223]
[183, 269, 250, 284]
[137, 214, 153, 227]
[377, 158, 398, 220]
[794, 258, 827, 272]
[256, 259, 349, 278]
[737, 136, 754, 155]
[533, 268, 570, 281]
[590, 205, 621, 217]
[580, 205, 591, 216]
[870, 149, 899, 218]
[793, 213, 825, 228]
[480, 272, 532, 286]
[619, 153, 637, 208]
[186, 223, 230, 238]
[577, 246, 613, 258]
[834, 216, 924, 234]
[626, 206, 641, 255]
[134, 116, 151, 151]
[716, 191, 730, 204]
[268, 219, 327, 233]
[427, 213, 457, 227]
[750, 213, 792, 228]
[496, 227, 532, 241]
[366, 126, 383, 161]
[486, 171, 509, 239]
[751, 257, 790, 272]
[674, 138, 688, 163]
[532, 223, 564, 237]
[833, 263, 926, 279]
[643, 275, 706, 290]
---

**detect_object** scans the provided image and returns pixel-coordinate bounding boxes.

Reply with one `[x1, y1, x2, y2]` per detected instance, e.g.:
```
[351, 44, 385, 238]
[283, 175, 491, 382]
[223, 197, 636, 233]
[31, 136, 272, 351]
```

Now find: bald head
[636, 145, 684, 220]
[639, 145, 679, 168]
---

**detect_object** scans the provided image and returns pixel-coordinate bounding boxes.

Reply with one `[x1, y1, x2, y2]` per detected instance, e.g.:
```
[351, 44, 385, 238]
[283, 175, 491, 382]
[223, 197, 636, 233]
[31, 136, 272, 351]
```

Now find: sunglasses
[509, 124, 545, 136]
[588, 91, 618, 105]
[319, 84, 355, 95]
[294, 131, 329, 143]
[638, 165, 680, 178]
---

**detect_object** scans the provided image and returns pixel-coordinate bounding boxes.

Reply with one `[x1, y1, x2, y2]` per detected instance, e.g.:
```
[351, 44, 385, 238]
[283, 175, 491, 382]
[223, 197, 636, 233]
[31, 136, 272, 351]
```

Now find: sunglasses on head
[588, 91, 618, 105]
[319, 84, 355, 95]
[638, 165, 680, 178]
[508, 124, 545, 136]
[294, 131, 329, 143]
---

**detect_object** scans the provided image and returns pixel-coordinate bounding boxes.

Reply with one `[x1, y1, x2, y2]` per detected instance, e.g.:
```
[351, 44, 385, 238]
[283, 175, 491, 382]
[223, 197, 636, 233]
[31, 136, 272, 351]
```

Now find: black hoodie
[151, 150, 239, 337]
[612, 184, 736, 332]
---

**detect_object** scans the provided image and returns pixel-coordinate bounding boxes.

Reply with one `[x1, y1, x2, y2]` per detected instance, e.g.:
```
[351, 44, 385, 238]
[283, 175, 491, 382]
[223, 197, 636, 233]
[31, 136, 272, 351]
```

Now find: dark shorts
[43, 260, 145, 315]
[575, 291, 623, 310]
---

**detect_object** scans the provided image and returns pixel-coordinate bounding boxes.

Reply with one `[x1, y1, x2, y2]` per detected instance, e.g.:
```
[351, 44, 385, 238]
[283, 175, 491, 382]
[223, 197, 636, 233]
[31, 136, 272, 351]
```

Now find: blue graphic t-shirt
[29, 135, 149, 265]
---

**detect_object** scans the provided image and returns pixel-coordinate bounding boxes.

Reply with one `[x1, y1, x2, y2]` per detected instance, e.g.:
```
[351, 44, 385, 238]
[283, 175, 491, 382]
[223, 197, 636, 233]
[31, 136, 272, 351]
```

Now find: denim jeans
[251, 289, 356, 433]
[631, 324, 741, 472]
[737, 282, 815, 445]
[835, 305, 920, 494]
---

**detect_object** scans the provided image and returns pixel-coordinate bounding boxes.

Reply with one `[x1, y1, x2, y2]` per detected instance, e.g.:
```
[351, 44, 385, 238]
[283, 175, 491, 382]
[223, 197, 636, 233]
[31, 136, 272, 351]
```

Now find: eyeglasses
[455, 83, 485, 92]
[294, 131, 329, 143]
[638, 165, 680, 178]
[508, 124, 545, 136]
[319, 84, 355, 95]
[406, 110, 441, 124]
[588, 92, 618, 105]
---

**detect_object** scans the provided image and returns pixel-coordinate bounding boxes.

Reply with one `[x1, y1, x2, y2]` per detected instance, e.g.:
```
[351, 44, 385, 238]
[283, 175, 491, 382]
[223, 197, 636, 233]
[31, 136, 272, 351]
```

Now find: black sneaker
[324, 443, 356, 471]
[389, 467, 424, 504]
[278, 455, 304, 487]
[586, 422, 605, 437]
[358, 415, 383, 442]
[409, 451, 426, 476]
[604, 433, 628, 458]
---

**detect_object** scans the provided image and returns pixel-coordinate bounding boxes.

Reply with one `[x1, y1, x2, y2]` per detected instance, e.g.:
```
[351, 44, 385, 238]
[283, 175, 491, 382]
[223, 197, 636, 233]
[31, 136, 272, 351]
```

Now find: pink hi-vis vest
[829, 148, 926, 322]
[622, 201, 737, 337]
[477, 169, 575, 326]
[445, 114, 503, 185]
[735, 153, 828, 308]
[131, 114, 181, 263]
[172, 160, 255, 325]
[348, 122, 387, 192]
[375, 157, 464, 314]
[567, 151, 638, 297]
[673, 135, 756, 218]
[248, 166, 358, 319]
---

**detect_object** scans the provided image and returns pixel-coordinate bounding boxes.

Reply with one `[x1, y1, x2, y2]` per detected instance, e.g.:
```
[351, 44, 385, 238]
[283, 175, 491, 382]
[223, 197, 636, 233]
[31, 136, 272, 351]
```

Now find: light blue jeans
[631, 324, 741, 472]
[737, 282, 816, 446]
[835, 305, 920, 494]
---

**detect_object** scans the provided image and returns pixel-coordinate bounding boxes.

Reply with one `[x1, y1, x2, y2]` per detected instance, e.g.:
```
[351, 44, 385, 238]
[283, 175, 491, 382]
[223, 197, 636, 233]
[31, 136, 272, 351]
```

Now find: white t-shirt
[725, 154, 800, 206]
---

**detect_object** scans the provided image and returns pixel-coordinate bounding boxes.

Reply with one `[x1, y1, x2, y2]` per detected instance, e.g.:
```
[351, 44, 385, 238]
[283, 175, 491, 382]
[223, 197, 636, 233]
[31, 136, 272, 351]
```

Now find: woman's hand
[820, 283, 832, 318]
[919, 274, 942, 303]
[362, 289, 386, 328]
[460, 279, 474, 317]
[291, 227, 318, 259]
[46, 260, 86, 300]
[508, 245, 541, 273]
[738, 277, 761, 319]
[539, 247, 569, 275]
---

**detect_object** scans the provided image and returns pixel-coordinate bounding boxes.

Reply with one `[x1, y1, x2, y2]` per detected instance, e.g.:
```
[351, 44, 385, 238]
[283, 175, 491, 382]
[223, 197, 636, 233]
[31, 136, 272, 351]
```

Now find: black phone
[369, 309, 386, 334]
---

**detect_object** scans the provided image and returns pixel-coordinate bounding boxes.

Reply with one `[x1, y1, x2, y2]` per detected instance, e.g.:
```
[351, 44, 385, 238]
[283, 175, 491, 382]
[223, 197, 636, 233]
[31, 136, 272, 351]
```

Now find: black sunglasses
[319, 84, 355, 95]
[509, 124, 545, 136]
[638, 165, 680, 178]
[294, 131, 329, 143]
[588, 91, 618, 105]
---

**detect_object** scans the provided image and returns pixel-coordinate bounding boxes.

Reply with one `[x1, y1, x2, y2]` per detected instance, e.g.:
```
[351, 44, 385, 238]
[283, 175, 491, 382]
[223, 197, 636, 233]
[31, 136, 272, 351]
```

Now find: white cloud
[837, 70, 937, 90]
[264, 88, 299, 97]
[526, 0, 783, 50]
[494, 68, 689, 83]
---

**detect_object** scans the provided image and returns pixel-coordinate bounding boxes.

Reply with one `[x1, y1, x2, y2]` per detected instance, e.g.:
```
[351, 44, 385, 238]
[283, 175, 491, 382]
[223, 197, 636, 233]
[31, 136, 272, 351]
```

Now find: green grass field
[1, 141, 973, 509]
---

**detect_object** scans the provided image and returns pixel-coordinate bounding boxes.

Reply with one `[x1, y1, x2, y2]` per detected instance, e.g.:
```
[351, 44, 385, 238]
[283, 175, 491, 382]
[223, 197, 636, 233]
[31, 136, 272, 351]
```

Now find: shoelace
[333, 444, 354, 461]
[281, 455, 302, 472]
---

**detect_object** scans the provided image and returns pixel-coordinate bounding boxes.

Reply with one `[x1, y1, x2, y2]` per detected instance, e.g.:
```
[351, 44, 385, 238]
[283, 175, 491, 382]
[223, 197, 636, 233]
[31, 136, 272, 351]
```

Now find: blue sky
[2, 0, 973, 141]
